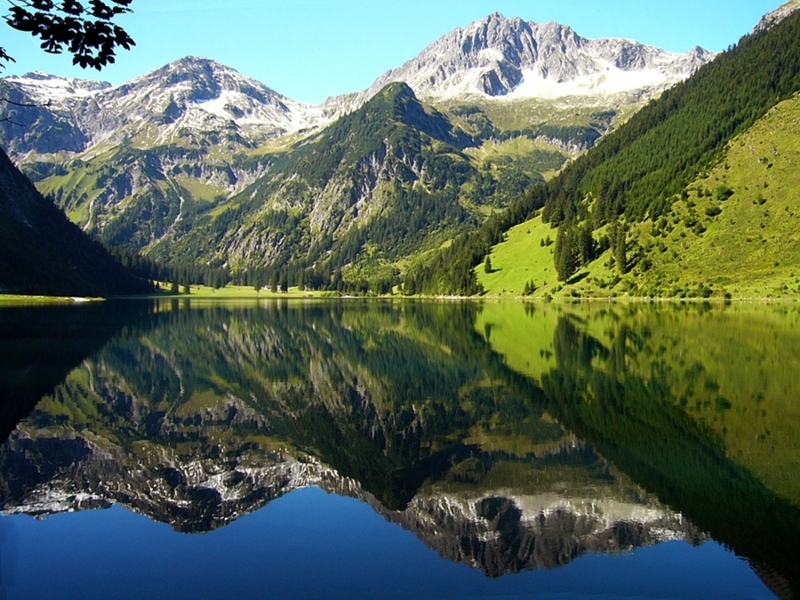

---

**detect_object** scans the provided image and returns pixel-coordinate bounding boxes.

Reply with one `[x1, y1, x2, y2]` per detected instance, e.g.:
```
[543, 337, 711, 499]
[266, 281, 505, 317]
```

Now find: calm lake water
[1, 298, 799, 599]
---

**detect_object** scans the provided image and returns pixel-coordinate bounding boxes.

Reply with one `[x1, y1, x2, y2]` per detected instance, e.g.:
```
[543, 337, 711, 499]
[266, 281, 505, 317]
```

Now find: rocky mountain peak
[754, 0, 800, 33]
[366, 12, 714, 101]
[107, 56, 289, 118]
[121, 56, 280, 104]
[0, 56, 328, 156]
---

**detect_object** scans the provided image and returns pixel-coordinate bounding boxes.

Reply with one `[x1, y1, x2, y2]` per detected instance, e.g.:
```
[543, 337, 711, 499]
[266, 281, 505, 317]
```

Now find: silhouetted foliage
[2, 0, 135, 70]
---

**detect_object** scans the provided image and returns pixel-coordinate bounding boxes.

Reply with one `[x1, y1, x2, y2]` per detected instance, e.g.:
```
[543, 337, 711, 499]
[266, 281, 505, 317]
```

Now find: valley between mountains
[1, 4, 799, 298]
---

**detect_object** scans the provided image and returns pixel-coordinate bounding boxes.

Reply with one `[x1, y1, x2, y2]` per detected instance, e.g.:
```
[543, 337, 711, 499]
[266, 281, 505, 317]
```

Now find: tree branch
[3, 0, 135, 69]
[1, 96, 52, 108]
[0, 96, 52, 127]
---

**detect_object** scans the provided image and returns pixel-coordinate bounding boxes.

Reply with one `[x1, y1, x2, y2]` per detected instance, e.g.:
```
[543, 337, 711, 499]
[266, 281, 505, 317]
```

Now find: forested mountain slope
[0, 148, 149, 297]
[409, 8, 800, 297]
[113, 83, 534, 289]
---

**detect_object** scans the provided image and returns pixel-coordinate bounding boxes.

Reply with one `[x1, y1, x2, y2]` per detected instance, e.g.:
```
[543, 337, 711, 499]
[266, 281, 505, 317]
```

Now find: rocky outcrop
[754, 0, 800, 33]
[363, 13, 714, 101]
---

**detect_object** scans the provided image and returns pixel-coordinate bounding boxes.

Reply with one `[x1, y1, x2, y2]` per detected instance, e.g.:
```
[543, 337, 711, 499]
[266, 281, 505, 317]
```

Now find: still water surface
[1, 299, 798, 599]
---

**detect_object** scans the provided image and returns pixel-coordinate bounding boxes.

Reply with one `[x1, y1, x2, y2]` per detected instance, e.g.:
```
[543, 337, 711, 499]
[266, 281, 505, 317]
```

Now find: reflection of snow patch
[2, 490, 105, 516]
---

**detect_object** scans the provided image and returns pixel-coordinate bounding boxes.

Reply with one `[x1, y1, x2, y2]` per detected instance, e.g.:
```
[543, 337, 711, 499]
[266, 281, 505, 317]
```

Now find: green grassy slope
[475, 214, 559, 297]
[626, 93, 800, 298]
[416, 11, 800, 298]
[480, 93, 800, 298]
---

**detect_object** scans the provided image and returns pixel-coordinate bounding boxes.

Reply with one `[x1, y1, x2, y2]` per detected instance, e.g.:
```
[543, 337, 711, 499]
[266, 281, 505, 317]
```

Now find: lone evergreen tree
[614, 222, 627, 274]
[554, 223, 579, 282]
[579, 224, 595, 266]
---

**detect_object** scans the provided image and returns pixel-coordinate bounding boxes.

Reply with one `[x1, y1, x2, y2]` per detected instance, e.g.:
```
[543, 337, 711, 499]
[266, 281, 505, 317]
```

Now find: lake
[1, 298, 798, 599]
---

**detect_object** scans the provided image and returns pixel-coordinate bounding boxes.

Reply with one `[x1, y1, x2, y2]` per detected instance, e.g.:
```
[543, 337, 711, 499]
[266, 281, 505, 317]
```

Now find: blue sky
[0, 0, 783, 103]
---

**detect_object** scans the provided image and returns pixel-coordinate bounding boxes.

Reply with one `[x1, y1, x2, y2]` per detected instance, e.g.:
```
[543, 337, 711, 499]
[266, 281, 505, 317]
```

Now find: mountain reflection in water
[0, 299, 798, 598]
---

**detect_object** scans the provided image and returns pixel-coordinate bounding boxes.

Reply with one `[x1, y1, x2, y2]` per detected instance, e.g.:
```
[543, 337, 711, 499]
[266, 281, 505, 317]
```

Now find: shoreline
[2, 290, 799, 305]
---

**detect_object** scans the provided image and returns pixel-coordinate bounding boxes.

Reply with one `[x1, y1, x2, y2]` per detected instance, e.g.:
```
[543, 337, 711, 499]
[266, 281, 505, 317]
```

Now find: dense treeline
[110, 244, 403, 295]
[108, 246, 232, 289]
[408, 11, 800, 292]
[403, 185, 550, 295]
[497, 123, 602, 151]
[545, 10, 800, 225]
[0, 148, 153, 297]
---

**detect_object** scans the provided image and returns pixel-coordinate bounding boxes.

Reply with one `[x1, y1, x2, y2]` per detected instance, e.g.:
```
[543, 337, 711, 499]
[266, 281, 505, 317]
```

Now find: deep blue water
[0, 487, 774, 600]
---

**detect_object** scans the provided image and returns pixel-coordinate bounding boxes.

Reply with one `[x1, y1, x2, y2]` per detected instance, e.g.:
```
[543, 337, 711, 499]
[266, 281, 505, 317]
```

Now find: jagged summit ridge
[0, 57, 330, 155]
[0, 14, 716, 157]
[754, 0, 800, 32]
[364, 12, 714, 101]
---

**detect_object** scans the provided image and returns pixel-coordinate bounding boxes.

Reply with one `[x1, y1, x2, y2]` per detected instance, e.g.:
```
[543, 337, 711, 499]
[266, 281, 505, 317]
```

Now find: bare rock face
[0, 57, 325, 157]
[754, 0, 800, 33]
[0, 13, 714, 161]
[364, 13, 715, 101]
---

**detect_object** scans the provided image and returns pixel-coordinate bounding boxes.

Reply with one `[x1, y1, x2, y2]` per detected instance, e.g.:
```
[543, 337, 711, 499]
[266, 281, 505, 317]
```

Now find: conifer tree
[614, 222, 627, 274]
[555, 223, 579, 281]
[579, 223, 595, 266]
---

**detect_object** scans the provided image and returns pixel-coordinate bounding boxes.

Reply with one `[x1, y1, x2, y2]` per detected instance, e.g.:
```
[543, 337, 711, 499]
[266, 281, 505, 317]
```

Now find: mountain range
[0, 12, 716, 292]
[409, 2, 800, 298]
[1, 12, 713, 151]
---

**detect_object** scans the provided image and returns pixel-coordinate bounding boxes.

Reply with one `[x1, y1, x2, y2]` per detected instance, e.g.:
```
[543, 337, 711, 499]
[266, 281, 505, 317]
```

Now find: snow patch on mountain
[361, 13, 714, 103]
[511, 65, 668, 100]
[4, 71, 111, 103]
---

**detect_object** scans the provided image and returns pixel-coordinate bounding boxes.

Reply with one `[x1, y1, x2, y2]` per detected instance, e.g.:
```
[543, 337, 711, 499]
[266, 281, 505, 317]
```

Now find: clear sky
[0, 0, 784, 104]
